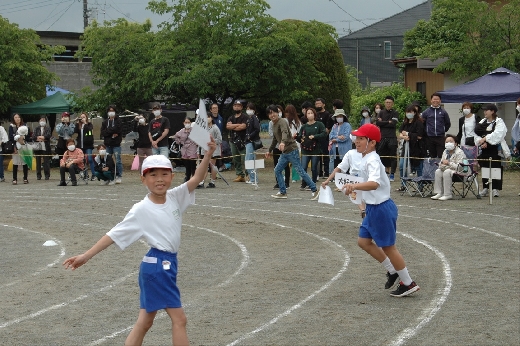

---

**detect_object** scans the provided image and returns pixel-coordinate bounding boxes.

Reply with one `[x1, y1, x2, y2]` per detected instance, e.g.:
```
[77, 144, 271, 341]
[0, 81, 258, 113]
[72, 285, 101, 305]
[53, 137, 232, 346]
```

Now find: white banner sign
[335, 172, 365, 205]
[188, 99, 211, 151]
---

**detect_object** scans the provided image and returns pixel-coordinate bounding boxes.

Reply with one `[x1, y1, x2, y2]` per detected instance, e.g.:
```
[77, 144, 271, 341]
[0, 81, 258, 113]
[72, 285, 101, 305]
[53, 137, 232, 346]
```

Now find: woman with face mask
[431, 134, 466, 201]
[74, 112, 96, 180]
[360, 106, 372, 126]
[397, 105, 425, 192]
[93, 144, 116, 185]
[244, 103, 261, 185]
[57, 139, 85, 186]
[100, 105, 123, 183]
[456, 102, 481, 147]
[55, 111, 75, 160]
[31, 116, 52, 180]
[9, 113, 29, 184]
[328, 109, 352, 179]
[474, 103, 507, 197]
[174, 117, 198, 182]
[133, 114, 152, 172]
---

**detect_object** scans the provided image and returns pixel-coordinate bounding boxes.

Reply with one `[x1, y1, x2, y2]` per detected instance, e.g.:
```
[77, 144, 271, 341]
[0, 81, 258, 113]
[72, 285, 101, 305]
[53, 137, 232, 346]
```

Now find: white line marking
[0, 224, 65, 289]
[388, 232, 452, 346]
[0, 272, 137, 329]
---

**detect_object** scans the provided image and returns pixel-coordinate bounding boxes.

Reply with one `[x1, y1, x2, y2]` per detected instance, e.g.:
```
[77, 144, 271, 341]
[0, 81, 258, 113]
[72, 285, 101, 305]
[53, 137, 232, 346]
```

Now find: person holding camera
[55, 112, 75, 160]
[132, 114, 152, 172]
[226, 100, 247, 182]
[148, 105, 170, 158]
[74, 112, 95, 180]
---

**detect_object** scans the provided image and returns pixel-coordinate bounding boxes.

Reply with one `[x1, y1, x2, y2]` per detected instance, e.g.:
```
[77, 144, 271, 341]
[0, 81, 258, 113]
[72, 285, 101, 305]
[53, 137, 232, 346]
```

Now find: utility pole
[83, 0, 88, 29]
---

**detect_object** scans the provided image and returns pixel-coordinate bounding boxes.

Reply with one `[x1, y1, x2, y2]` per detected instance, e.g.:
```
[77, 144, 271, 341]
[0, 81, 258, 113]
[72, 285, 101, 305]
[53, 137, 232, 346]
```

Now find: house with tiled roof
[337, 1, 432, 87]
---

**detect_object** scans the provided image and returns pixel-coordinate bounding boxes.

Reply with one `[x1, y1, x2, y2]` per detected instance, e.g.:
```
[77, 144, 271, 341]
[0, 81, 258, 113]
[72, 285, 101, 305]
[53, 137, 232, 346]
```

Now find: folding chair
[451, 145, 480, 199]
[407, 158, 438, 197]
[66, 157, 90, 185]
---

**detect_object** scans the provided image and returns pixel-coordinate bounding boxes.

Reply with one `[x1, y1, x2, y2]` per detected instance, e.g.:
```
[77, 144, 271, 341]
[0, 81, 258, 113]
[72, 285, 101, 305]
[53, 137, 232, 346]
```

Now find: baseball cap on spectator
[61, 112, 70, 118]
[233, 100, 243, 105]
[351, 123, 381, 142]
[141, 155, 174, 176]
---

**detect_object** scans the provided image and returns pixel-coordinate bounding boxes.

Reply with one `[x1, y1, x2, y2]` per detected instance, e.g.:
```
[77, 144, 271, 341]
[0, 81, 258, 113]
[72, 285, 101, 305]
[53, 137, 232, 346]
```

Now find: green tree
[146, 0, 349, 113]
[350, 84, 425, 128]
[74, 19, 157, 112]
[0, 16, 64, 115]
[400, 0, 520, 80]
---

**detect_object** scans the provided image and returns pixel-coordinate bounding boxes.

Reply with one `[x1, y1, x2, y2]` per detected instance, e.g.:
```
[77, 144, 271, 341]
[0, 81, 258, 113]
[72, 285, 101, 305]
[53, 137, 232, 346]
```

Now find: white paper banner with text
[188, 99, 211, 151]
[334, 172, 365, 205]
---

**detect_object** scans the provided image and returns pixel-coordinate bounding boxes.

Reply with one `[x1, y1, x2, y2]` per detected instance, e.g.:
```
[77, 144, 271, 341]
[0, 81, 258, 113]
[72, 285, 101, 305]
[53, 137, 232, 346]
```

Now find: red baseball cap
[351, 124, 381, 142]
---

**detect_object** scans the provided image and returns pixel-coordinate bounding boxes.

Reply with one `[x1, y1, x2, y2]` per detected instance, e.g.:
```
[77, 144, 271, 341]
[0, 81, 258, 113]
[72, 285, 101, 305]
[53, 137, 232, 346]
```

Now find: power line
[0, 0, 71, 15]
[35, 1, 72, 29]
[46, 0, 76, 30]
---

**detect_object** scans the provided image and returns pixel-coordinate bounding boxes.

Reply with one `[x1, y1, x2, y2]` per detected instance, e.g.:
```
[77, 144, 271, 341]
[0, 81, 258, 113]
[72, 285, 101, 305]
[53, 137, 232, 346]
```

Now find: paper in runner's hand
[188, 99, 211, 151]
[318, 186, 334, 206]
[334, 172, 364, 205]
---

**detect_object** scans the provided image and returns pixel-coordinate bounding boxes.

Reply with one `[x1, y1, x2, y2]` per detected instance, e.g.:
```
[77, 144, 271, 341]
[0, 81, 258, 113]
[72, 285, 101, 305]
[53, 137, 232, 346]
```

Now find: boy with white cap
[64, 137, 217, 345]
[343, 124, 419, 297]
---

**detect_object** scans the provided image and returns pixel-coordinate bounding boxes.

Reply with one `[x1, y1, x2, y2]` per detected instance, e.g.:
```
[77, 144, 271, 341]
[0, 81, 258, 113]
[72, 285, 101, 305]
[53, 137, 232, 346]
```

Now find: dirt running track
[0, 165, 518, 345]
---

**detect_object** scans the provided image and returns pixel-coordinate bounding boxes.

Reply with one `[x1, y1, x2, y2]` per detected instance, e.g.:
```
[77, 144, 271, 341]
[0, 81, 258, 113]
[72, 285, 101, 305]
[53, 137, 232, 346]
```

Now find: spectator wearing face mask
[456, 102, 481, 147]
[244, 103, 261, 184]
[133, 114, 152, 172]
[397, 105, 425, 192]
[360, 107, 372, 126]
[174, 117, 198, 182]
[57, 139, 85, 186]
[101, 105, 123, 183]
[328, 109, 352, 175]
[32, 116, 52, 180]
[94, 144, 116, 185]
[74, 112, 95, 180]
[55, 111, 75, 159]
[372, 103, 383, 124]
[148, 104, 170, 158]
[431, 134, 466, 201]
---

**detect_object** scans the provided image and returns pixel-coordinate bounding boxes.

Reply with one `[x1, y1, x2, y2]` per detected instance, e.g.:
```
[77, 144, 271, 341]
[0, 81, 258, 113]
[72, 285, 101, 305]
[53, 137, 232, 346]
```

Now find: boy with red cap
[343, 124, 420, 297]
[64, 137, 217, 344]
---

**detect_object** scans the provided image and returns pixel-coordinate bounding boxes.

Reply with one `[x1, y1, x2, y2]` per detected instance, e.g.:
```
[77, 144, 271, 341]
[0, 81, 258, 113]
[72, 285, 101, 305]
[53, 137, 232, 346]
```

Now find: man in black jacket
[376, 96, 399, 181]
[100, 105, 123, 184]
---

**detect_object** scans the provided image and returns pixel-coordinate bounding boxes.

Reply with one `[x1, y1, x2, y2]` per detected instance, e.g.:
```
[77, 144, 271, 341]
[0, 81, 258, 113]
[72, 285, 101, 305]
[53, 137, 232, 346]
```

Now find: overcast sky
[1, 0, 426, 36]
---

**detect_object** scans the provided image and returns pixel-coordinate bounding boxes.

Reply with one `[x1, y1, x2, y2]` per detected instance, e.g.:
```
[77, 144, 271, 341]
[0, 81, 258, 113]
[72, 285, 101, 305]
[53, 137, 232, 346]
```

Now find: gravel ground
[0, 157, 518, 346]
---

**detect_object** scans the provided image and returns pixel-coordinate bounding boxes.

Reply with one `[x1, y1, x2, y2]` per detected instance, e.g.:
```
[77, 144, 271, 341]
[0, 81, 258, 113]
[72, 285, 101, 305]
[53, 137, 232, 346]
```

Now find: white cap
[141, 155, 174, 175]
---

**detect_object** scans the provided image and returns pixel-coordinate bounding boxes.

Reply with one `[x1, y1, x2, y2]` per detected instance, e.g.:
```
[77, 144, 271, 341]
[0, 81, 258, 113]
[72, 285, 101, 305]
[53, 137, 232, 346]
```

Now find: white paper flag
[318, 186, 335, 206]
[188, 99, 211, 151]
[335, 172, 365, 205]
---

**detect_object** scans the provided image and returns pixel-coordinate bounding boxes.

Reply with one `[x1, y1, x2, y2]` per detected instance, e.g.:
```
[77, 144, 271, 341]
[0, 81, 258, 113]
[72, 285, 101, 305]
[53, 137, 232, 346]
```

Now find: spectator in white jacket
[431, 134, 467, 201]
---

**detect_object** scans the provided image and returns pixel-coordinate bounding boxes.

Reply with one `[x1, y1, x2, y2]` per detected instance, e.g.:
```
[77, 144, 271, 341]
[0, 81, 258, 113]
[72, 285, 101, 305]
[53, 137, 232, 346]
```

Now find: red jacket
[60, 148, 85, 170]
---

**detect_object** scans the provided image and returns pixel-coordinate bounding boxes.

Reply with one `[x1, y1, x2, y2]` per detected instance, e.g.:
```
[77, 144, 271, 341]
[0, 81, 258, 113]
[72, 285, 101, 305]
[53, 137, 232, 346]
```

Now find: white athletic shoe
[492, 189, 499, 197]
[431, 193, 442, 200]
[439, 195, 452, 201]
[480, 188, 488, 197]
[108, 180, 116, 186]
[115, 177, 122, 184]
[311, 190, 320, 200]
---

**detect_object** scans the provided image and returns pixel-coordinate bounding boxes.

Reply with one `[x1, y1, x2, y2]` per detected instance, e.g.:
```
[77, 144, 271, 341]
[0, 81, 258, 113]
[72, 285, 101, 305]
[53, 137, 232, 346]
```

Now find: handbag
[253, 138, 263, 150]
[464, 137, 475, 146]
[300, 130, 316, 151]
[1, 140, 15, 154]
[169, 141, 182, 159]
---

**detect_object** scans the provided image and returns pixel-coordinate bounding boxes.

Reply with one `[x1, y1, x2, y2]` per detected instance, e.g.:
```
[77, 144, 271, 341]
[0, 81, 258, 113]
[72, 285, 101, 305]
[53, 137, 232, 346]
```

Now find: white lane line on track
[86, 224, 249, 346]
[389, 232, 452, 346]
[0, 271, 137, 329]
[395, 204, 519, 221]
[192, 207, 450, 346]
[0, 224, 65, 289]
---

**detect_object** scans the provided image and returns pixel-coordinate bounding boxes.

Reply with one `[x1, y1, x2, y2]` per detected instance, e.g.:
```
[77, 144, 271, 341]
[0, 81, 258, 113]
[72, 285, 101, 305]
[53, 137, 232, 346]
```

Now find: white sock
[397, 267, 413, 286]
[382, 257, 396, 274]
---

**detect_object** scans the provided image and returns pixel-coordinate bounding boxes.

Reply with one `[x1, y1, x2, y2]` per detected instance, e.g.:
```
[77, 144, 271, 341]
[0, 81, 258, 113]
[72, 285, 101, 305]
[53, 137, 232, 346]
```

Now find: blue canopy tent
[438, 67, 520, 103]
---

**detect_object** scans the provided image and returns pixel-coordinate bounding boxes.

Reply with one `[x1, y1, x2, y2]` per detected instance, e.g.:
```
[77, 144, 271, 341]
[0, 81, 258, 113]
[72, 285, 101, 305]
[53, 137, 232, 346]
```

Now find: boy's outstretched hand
[63, 254, 89, 270]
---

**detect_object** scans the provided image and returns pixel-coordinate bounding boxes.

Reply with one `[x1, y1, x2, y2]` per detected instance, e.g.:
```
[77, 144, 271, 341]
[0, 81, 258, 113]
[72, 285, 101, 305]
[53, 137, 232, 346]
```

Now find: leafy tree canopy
[75, 0, 350, 115]
[0, 16, 64, 115]
[350, 84, 425, 128]
[399, 0, 520, 80]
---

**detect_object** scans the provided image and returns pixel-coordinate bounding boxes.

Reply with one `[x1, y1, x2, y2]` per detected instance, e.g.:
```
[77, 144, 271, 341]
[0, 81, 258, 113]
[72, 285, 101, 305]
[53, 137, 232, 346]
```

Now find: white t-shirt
[358, 151, 390, 205]
[106, 183, 195, 253]
[461, 114, 476, 144]
[337, 149, 363, 176]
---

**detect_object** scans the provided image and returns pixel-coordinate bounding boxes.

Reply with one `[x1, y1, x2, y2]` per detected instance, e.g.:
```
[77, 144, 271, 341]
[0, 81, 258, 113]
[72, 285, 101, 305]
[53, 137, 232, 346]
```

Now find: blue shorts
[139, 248, 181, 313]
[358, 199, 398, 247]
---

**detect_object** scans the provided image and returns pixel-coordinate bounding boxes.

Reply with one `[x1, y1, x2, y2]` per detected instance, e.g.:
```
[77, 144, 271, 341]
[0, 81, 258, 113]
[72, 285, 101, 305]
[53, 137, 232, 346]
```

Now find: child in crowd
[342, 124, 420, 297]
[63, 137, 217, 345]
[93, 144, 116, 185]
